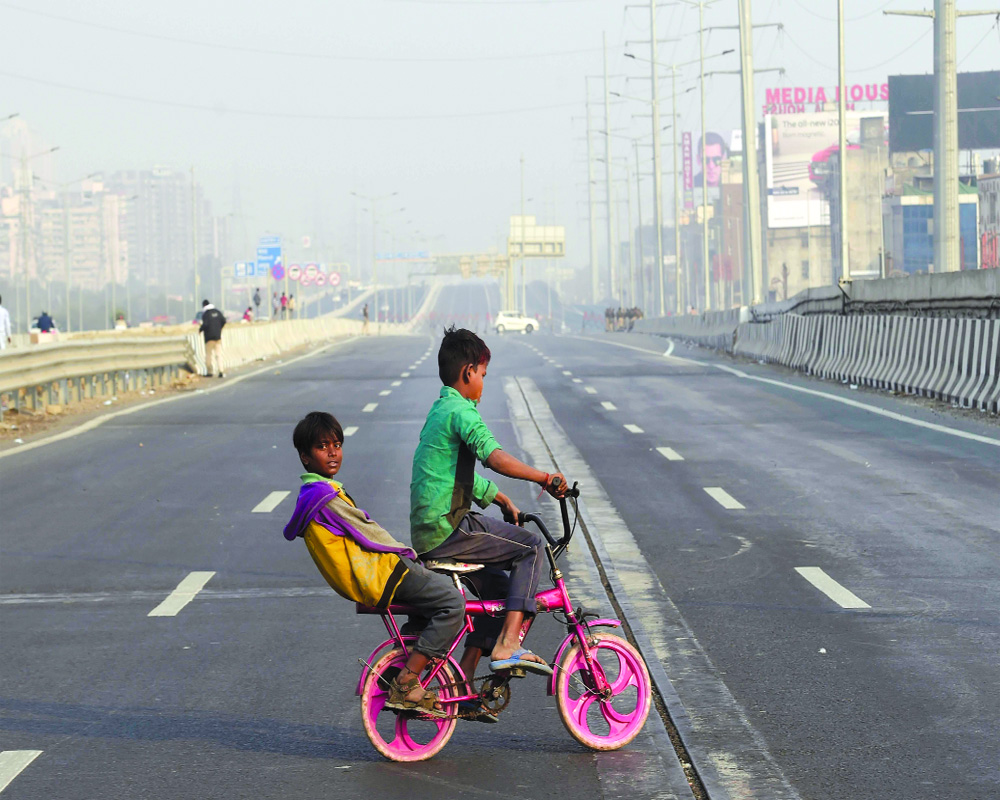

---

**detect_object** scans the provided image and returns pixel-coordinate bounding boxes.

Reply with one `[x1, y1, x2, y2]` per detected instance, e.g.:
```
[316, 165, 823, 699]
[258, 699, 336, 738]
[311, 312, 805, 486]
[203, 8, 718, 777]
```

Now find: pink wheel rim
[558, 637, 649, 747]
[363, 653, 455, 760]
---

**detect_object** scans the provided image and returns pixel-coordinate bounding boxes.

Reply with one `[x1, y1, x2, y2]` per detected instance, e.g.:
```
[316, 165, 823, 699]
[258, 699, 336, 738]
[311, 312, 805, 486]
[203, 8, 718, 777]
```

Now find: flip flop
[489, 647, 554, 676]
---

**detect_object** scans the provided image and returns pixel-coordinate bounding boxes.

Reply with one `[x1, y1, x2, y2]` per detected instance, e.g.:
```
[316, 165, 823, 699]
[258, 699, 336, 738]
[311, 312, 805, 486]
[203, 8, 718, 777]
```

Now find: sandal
[384, 674, 448, 718]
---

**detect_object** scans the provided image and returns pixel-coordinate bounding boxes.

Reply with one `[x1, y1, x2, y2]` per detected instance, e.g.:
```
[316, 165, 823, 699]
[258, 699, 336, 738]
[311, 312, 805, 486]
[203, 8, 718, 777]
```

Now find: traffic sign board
[300, 274, 313, 287]
[288, 264, 302, 281]
[271, 262, 285, 281]
[315, 272, 327, 287]
[304, 262, 319, 281]
[329, 271, 342, 287]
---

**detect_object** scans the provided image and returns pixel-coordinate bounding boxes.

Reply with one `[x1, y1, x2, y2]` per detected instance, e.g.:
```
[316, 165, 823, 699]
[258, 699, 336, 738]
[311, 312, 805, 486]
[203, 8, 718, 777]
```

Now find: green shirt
[409, 386, 501, 554]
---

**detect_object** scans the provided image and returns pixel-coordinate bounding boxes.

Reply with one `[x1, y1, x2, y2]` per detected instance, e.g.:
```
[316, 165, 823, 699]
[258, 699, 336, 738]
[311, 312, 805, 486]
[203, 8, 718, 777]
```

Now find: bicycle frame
[355, 482, 622, 701]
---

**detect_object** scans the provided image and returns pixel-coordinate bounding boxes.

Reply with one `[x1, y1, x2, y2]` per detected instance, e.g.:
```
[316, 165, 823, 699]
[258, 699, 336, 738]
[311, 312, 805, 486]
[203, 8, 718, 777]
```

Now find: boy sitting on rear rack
[283, 411, 464, 718]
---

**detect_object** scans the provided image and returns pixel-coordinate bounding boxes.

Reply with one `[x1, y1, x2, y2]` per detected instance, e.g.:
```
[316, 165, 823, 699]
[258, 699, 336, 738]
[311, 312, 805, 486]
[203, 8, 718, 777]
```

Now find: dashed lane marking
[344, 426, 359, 437]
[563, 370, 572, 376]
[391, 380, 402, 387]
[148, 572, 216, 617]
[400, 372, 410, 378]
[0, 751, 43, 793]
[585, 387, 597, 394]
[572, 378, 582, 383]
[379, 390, 392, 396]
[703, 487, 746, 510]
[795, 567, 871, 610]
[601, 401, 618, 411]
[362, 403, 378, 412]
[252, 491, 290, 513]
[657, 446, 684, 461]
[624, 424, 644, 433]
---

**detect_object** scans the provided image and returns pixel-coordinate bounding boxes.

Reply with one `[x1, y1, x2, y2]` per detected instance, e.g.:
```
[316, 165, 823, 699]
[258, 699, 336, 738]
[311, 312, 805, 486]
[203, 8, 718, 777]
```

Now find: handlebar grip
[550, 475, 562, 489]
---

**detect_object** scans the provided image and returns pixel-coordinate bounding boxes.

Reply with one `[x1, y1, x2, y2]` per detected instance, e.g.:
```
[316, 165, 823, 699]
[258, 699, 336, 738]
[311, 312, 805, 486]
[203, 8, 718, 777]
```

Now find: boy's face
[465, 362, 487, 404]
[299, 432, 343, 478]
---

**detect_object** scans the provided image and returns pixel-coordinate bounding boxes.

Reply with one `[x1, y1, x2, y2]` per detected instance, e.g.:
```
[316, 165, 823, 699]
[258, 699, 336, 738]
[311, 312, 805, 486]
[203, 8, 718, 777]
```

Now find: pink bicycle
[354, 482, 652, 761]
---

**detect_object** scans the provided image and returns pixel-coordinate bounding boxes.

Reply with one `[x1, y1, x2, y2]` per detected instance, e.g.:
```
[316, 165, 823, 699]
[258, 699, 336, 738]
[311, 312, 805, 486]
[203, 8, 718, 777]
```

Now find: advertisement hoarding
[682, 132, 693, 210]
[764, 110, 879, 229]
[889, 71, 1000, 153]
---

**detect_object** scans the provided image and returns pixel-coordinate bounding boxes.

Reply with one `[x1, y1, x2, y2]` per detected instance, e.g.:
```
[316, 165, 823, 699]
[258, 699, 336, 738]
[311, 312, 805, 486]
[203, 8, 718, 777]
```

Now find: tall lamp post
[351, 190, 399, 334]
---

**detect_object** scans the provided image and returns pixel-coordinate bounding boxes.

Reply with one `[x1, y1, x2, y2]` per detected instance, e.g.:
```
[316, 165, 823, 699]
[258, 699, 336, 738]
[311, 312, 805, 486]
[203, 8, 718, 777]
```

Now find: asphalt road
[3, 280, 999, 799]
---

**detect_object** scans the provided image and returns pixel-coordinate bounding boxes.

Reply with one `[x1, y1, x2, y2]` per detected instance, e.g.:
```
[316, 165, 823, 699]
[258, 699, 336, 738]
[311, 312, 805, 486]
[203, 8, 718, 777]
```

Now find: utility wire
[0, 1, 605, 63]
[0, 68, 581, 121]
[780, 0, 899, 23]
[958, 15, 1000, 67]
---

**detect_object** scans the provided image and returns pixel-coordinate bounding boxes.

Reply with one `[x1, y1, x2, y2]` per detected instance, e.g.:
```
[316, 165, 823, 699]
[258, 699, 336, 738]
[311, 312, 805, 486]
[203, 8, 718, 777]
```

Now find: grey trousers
[394, 557, 465, 659]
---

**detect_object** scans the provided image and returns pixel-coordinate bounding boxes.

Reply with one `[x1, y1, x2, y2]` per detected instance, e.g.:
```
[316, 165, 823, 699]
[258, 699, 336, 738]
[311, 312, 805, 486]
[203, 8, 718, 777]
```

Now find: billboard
[889, 71, 1000, 152]
[682, 132, 693, 210]
[764, 110, 881, 229]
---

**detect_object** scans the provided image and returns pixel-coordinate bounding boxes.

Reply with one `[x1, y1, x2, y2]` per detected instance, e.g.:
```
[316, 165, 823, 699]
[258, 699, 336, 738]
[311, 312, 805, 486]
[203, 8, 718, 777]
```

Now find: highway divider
[0, 316, 383, 420]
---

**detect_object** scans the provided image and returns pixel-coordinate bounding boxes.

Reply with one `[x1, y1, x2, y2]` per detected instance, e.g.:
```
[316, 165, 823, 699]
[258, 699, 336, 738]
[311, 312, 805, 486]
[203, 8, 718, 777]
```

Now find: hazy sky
[3, 0, 997, 268]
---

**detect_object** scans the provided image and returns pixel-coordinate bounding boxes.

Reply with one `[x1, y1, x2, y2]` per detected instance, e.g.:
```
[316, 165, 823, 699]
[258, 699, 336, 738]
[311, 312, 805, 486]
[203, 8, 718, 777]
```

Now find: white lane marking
[664, 340, 675, 357]
[572, 378, 582, 384]
[400, 372, 410, 378]
[795, 567, 871, 610]
[562, 370, 572, 376]
[704, 487, 745, 510]
[0, 751, 43, 793]
[391, 380, 402, 387]
[148, 572, 216, 617]
[408, 365, 417, 370]
[601, 401, 618, 411]
[567, 334, 700, 365]
[362, 403, 378, 412]
[585, 387, 597, 394]
[577, 334, 1000, 450]
[343, 426, 359, 437]
[379, 390, 392, 396]
[555, 363, 564, 368]
[252, 491, 290, 513]
[657, 446, 684, 461]
[712, 363, 1000, 449]
[624, 424, 644, 433]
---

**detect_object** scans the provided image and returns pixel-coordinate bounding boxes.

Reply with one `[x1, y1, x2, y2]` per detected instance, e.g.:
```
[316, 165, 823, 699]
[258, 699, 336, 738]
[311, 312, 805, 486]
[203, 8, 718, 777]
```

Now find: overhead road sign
[507, 216, 565, 258]
[257, 237, 283, 281]
[288, 264, 302, 282]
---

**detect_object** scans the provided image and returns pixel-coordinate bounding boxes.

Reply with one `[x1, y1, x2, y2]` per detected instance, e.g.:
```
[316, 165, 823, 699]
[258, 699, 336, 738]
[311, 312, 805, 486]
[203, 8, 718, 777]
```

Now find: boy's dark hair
[438, 326, 491, 385]
[292, 411, 344, 454]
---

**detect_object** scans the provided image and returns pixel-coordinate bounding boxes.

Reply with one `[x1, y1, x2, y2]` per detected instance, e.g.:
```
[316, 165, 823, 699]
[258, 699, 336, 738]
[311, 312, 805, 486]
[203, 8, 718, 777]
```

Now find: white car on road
[494, 310, 536, 334]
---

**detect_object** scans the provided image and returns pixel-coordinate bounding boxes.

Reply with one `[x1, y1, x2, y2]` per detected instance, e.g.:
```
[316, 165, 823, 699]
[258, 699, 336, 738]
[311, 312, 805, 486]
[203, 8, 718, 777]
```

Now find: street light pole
[603, 32, 617, 305]
[649, 0, 666, 316]
[738, 0, 764, 304]
[837, 0, 849, 282]
[351, 190, 399, 335]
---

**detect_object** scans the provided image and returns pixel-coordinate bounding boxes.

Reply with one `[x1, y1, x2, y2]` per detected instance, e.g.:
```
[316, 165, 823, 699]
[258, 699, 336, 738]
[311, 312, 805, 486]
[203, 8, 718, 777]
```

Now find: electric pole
[604, 32, 618, 304]
[887, 1, 998, 274]
[649, 0, 666, 316]
[738, 0, 764, 304]
[586, 78, 599, 304]
[837, 0, 849, 282]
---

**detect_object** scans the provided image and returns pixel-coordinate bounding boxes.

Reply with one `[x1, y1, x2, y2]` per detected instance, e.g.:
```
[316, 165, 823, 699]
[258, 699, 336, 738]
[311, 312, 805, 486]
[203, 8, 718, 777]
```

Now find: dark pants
[421, 511, 545, 651]
[393, 557, 465, 659]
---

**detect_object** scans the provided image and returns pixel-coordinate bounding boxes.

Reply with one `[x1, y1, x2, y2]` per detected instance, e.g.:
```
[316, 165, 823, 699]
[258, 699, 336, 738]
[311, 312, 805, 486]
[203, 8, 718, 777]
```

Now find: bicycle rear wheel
[555, 632, 651, 751]
[359, 648, 458, 762]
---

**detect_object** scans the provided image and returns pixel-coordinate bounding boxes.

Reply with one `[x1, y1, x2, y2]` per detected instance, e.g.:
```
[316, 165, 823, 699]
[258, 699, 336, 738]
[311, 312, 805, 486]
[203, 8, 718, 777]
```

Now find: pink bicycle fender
[355, 637, 468, 696]
[547, 619, 622, 696]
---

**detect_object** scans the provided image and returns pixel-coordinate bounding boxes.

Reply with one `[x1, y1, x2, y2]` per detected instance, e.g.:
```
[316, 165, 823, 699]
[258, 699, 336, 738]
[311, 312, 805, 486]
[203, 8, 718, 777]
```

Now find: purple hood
[282, 481, 416, 558]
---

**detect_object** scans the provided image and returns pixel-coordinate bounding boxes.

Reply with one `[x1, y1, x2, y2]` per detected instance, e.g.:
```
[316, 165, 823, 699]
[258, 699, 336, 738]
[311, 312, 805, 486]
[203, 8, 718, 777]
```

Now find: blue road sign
[256, 237, 282, 280]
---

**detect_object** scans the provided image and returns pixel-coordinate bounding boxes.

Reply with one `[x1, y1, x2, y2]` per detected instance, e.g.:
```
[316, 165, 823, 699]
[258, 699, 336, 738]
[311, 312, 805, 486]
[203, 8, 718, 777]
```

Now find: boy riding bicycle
[410, 327, 568, 685]
[284, 411, 464, 718]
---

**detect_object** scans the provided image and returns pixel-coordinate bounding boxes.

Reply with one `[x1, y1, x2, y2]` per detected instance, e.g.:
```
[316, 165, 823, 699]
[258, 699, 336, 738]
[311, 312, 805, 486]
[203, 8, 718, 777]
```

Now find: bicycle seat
[423, 559, 484, 575]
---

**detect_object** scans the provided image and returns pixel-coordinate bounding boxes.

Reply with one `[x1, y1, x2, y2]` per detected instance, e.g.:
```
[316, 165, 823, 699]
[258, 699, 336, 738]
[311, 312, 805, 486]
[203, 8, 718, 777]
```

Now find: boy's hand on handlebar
[543, 472, 569, 498]
[495, 492, 522, 526]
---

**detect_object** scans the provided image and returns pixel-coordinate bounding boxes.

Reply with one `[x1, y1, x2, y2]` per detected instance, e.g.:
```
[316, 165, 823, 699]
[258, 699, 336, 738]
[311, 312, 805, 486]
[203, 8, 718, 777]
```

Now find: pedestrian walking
[280, 292, 288, 318]
[288, 294, 296, 319]
[362, 302, 370, 335]
[0, 294, 11, 350]
[272, 292, 279, 319]
[199, 299, 227, 378]
[253, 288, 262, 319]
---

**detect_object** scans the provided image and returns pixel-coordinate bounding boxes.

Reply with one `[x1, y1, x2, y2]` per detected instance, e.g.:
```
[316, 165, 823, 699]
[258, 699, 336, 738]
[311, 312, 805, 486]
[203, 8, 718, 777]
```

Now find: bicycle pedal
[506, 667, 526, 679]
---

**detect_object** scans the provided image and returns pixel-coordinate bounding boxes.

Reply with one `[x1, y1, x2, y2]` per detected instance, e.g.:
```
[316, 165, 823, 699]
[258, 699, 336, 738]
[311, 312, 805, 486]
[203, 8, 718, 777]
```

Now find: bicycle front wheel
[555, 632, 651, 751]
[359, 648, 459, 762]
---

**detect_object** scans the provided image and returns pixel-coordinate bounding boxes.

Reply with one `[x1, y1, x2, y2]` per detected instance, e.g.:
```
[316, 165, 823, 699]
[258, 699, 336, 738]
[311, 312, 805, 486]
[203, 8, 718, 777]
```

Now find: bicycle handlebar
[518, 480, 580, 558]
